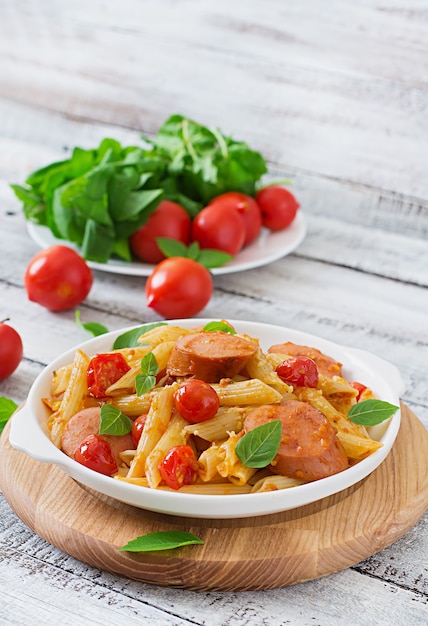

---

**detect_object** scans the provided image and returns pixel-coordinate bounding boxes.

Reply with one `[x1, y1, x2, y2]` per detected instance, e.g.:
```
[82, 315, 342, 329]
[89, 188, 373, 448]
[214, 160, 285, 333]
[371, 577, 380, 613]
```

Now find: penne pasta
[212, 379, 283, 406]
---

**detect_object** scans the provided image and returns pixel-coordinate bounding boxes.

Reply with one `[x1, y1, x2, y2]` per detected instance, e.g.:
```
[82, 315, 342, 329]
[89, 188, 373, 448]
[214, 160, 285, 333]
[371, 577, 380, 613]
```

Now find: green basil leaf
[99, 405, 132, 436]
[196, 248, 233, 268]
[119, 531, 204, 552]
[140, 352, 159, 376]
[156, 237, 189, 258]
[136, 373, 157, 396]
[113, 322, 167, 349]
[235, 420, 282, 468]
[75, 310, 109, 337]
[202, 321, 236, 334]
[0, 397, 18, 435]
[347, 399, 399, 426]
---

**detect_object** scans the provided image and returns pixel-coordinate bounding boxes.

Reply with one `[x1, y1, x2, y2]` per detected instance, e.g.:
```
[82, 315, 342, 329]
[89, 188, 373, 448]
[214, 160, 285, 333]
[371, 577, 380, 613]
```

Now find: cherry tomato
[87, 353, 131, 398]
[350, 381, 368, 401]
[255, 186, 300, 231]
[24, 245, 93, 311]
[191, 203, 246, 255]
[0, 321, 23, 381]
[74, 434, 118, 476]
[174, 379, 220, 423]
[158, 445, 200, 490]
[208, 192, 262, 246]
[131, 413, 147, 447]
[146, 257, 213, 319]
[129, 200, 191, 264]
[276, 356, 319, 388]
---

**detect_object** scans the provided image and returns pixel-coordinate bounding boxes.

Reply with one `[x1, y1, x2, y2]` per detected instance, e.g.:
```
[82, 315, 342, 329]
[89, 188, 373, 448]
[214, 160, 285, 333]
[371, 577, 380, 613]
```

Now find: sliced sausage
[268, 341, 342, 377]
[166, 331, 257, 383]
[243, 401, 348, 481]
[60, 406, 134, 467]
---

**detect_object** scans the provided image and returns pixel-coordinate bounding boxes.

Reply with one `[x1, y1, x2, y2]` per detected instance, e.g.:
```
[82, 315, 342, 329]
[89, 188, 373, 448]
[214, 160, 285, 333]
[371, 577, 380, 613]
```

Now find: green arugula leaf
[347, 399, 399, 426]
[235, 420, 282, 468]
[113, 322, 167, 349]
[99, 404, 132, 436]
[75, 310, 109, 337]
[0, 397, 19, 435]
[202, 321, 236, 334]
[119, 531, 204, 552]
[135, 352, 159, 395]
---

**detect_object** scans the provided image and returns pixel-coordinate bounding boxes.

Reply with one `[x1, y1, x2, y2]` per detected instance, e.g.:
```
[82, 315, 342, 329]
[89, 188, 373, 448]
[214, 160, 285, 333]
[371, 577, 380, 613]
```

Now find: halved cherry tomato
[24, 245, 93, 311]
[129, 200, 191, 264]
[350, 382, 368, 401]
[146, 257, 213, 319]
[208, 192, 262, 246]
[174, 379, 220, 423]
[158, 445, 200, 490]
[276, 356, 319, 388]
[131, 413, 147, 447]
[87, 353, 131, 398]
[191, 203, 246, 255]
[74, 434, 118, 476]
[255, 186, 300, 231]
[0, 321, 23, 381]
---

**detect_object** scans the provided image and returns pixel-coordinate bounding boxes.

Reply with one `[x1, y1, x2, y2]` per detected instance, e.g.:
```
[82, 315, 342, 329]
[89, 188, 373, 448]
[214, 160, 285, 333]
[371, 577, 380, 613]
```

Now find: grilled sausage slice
[268, 341, 342, 377]
[243, 401, 348, 481]
[166, 331, 257, 383]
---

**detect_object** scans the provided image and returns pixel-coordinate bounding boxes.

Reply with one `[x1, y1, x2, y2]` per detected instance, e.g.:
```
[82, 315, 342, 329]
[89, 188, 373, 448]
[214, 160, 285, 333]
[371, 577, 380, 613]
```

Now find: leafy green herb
[157, 237, 232, 268]
[347, 399, 399, 426]
[113, 322, 167, 349]
[119, 531, 204, 552]
[0, 397, 18, 435]
[202, 321, 236, 334]
[235, 420, 282, 468]
[99, 404, 132, 436]
[136, 352, 159, 395]
[75, 310, 109, 337]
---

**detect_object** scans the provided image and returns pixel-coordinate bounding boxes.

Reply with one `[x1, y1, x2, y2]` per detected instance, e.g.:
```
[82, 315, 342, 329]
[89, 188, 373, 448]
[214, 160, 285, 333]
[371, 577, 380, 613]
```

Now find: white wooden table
[0, 1, 427, 624]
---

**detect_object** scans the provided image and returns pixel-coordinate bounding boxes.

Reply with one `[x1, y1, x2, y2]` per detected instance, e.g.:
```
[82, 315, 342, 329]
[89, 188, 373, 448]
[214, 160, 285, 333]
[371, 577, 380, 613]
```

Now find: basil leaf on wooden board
[75, 310, 109, 337]
[202, 321, 236, 334]
[99, 405, 132, 436]
[113, 322, 167, 349]
[0, 397, 18, 435]
[235, 420, 282, 468]
[119, 531, 204, 552]
[347, 399, 399, 426]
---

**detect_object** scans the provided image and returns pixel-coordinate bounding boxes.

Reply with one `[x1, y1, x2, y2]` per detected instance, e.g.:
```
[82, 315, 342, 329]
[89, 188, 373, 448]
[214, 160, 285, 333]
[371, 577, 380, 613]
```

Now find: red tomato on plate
[158, 445, 200, 490]
[0, 321, 23, 381]
[129, 200, 191, 264]
[350, 381, 368, 401]
[146, 257, 213, 319]
[255, 186, 300, 231]
[191, 203, 246, 255]
[208, 192, 262, 246]
[24, 245, 93, 311]
[174, 379, 220, 423]
[131, 413, 147, 447]
[276, 356, 319, 388]
[87, 353, 131, 398]
[74, 434, 118, 476]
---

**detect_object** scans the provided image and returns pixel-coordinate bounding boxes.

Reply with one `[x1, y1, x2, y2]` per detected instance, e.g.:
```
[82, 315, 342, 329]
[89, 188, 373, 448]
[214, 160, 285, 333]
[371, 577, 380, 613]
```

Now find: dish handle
[9, 404, 60, 465]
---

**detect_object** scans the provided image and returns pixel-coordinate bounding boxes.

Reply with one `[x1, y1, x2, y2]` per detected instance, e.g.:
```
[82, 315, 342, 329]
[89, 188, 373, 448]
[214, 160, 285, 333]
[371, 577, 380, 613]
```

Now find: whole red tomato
[208, 192, 262, 246]
[74, 434, 118, 476]
[129, 200, 191, 264]
[191, 203, 246, 255]
[174, 379, 220, 423]
[24, 245, 93, 311]
[158, 445, 200, 490]
[146, 257, 213, 319]
[0, 321, 23, 381]
[131, 413, 147, 447]
[255, 186, 300, 231]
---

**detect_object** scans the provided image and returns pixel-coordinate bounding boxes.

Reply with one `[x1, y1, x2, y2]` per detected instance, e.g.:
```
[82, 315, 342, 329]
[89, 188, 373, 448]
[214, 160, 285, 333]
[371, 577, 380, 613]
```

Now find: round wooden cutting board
[1, 403, 427, 591]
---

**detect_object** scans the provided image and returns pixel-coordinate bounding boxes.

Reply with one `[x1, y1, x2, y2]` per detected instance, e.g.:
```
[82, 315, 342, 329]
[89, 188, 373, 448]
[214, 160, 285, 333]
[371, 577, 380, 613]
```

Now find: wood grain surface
[1, 403, 427, 592]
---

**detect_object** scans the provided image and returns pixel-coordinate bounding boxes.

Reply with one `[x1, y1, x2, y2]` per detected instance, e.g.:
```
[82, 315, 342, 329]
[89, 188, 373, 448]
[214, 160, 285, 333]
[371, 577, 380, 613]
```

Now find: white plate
[9, 319, 403, 519]
[26, 213, 306, 276]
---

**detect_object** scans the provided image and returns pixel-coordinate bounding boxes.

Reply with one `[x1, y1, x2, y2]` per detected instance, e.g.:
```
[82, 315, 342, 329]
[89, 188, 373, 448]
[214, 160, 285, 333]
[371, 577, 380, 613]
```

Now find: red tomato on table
[0, 321, 23, 381]
[255, 186, 300, 231]
[24, 245, 93, 311]
[158, 445, 200, 490]
[129, 200, 191, 264]
[146, 257, 213, 319]
[87, 353, 131, 398]
[208, 192, 262, 246]
[174, 379, 220, 423]
[191, 203, 246, 255]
